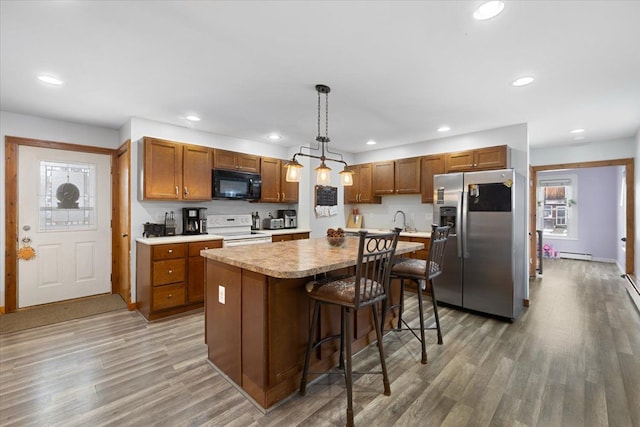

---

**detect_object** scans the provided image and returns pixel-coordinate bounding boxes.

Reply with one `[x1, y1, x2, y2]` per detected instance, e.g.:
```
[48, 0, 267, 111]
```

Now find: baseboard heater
[557, 251, 593, 261]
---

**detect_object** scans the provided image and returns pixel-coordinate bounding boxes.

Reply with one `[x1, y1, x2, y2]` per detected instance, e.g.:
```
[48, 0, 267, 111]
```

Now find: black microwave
[212, 169, 262, 200]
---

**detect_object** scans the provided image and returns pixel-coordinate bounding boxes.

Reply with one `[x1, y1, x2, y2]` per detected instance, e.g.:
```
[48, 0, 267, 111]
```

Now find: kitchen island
[201, 236, 424, 410]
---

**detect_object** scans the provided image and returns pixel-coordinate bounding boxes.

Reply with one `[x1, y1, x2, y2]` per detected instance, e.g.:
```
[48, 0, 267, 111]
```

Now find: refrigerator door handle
[461, 191, 468, 258]
[457, 191, 463, 258]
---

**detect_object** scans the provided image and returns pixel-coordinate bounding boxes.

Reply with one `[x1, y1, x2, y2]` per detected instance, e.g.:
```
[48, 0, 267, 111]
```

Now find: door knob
[122, 233, 128, 237]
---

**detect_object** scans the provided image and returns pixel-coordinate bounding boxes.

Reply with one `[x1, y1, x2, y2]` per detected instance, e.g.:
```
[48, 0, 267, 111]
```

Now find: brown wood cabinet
[271, 232, 310, 243]
[213, 148, 260, 173]
[421, 154, 446, 203]
[137, 239, 222, 320]
[260, 157, 298, 203]
[344, 163, 380, 204]
[445, 145, 507, 173]
[372, 157, 421, 195]
[143, 137, 212, 201]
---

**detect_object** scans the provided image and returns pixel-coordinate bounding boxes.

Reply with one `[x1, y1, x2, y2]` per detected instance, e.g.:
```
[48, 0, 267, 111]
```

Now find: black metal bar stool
[383, 224, 450, 364]
[299, 229, 400, 427]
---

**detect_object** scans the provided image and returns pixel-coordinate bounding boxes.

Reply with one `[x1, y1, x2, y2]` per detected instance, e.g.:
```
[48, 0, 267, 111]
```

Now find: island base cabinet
[205, 261, 242, 385]
[205, 260, 398, 409]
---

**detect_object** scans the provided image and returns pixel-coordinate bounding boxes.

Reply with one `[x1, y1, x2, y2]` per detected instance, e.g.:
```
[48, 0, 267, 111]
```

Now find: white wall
[530, 137, 635, 165]
[0, 110, 120, 307]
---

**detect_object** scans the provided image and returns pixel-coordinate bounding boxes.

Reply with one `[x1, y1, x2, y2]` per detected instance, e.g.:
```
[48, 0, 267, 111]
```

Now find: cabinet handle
[175, 186, 179, 196]
[282, 192, 285, 200]
[277, 193, 280, 201]
[168, 269, 173, 274]
[184, 186, 188, 195]
[168, 249, 173, 253]
[168, 294, 173, 299]
[204, 246, 209, 250]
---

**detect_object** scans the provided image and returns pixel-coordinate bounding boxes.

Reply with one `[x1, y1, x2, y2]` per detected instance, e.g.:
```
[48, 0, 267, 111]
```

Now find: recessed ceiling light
[366, 140, 377, 145]
[437, 126, 451, 132]
[569, 128, 584, 134]
[37, 75, 63, 85]
[185, 115, 201, 122]
[268, 134, 281, 140]
[512, 76, 535, 87]
[473, 1, 505, 20]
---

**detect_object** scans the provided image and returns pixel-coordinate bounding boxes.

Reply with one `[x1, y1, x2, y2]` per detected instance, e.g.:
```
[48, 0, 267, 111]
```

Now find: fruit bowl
[327, 236, 346, 247]
[326, 227, 346, 247]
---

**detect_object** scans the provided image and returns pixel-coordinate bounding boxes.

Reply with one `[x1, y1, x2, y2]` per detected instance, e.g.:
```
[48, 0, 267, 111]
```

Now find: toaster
[262, 217, 284, 229]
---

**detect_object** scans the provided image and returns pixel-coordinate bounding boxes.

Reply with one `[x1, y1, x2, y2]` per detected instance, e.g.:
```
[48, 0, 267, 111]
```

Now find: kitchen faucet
[393, 210, 406, 231]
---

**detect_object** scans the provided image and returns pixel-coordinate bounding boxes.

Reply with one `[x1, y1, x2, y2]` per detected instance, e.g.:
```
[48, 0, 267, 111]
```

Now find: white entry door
[18, 146, 112, 308]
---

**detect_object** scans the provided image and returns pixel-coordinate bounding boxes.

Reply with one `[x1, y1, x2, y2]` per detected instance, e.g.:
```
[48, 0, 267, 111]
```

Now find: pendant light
[285, 84, 354, 186]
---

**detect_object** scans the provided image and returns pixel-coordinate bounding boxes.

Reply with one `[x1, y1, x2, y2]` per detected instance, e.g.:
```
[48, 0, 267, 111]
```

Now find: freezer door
[463, 170, 514, 318]
[432, 173, 463, 306]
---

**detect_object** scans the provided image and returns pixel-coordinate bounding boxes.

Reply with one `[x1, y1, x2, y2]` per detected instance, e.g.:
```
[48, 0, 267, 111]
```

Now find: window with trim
[537, 174, 578, 239]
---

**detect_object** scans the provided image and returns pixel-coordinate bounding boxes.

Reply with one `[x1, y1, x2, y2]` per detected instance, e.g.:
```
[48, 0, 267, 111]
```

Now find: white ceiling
[1, 1, 639, 153]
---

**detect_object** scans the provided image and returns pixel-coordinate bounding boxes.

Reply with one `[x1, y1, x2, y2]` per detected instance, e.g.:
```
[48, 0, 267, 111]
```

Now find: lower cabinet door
[152, 283, 186, 311]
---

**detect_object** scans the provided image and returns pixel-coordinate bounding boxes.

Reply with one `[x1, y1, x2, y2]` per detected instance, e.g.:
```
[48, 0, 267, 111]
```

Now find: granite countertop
[344, 227, 432, 239]
[200, 236, 423, 279]
[135, 228, 311, 245]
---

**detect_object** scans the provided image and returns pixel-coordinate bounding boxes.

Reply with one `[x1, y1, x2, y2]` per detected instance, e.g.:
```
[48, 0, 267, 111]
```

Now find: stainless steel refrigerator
[433, 169, 525, 320]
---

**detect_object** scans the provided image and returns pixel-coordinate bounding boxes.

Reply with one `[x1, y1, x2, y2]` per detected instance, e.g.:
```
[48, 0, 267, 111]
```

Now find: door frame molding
[4, 136, 117, 313]
[529, 158, 635, 277]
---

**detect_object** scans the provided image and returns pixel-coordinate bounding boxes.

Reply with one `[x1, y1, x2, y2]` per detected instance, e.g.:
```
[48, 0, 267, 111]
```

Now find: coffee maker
[182, 207, 207, 235]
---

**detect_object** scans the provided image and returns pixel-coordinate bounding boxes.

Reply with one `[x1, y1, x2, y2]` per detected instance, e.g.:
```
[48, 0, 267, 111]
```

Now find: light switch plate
[218, 285, 225, 304]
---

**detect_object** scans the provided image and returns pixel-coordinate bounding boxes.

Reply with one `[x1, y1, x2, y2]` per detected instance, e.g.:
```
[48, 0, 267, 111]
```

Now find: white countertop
[135, 228, 311, 245]
[344, 227, 432, 239]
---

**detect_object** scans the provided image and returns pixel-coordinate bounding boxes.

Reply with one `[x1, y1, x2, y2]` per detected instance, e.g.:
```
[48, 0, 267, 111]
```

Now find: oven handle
[223, 238, 272, 247]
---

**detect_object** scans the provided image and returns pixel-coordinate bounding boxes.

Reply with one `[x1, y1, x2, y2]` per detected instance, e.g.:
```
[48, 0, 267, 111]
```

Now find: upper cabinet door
[445, 150, 475, 173]
[143, 137, 182, 200]
[474, 145, 507, 171]
[214, 149, 260, 173]
[421, 154, 445, 203]
[394, 157, 421, 194]
[357, 163, 379, 203]
[445, 145, 507, 173]
[372, 161, 395, 195]
[183, 144, 212, 200]
[260, 157, 281, 203]
[237, 153, 261, 173]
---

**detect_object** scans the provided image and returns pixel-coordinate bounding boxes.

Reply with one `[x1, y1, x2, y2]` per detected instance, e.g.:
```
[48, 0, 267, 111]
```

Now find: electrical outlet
[218, 285, 225, 304]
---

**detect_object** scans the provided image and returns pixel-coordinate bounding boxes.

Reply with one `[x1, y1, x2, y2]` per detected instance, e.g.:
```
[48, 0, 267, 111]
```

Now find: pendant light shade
[284, 158, 303, 182]
[339, 167, 354, 186]
[315, 161, 332, 185]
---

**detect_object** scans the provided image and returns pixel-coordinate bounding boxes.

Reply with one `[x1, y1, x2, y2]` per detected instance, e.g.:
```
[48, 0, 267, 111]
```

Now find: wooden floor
[1, 259, 639, 426]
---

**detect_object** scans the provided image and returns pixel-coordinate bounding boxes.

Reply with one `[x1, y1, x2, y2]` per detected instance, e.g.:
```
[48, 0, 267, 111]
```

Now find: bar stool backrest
[353, 230, 400, 310]
[427, 225, 450, 281]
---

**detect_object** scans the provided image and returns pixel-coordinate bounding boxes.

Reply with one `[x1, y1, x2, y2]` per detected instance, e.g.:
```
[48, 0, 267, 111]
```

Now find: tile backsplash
[344, 194, 434, 231]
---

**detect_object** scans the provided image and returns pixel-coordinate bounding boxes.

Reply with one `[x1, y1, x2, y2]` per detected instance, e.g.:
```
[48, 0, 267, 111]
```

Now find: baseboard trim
[127, 302, 137, 311]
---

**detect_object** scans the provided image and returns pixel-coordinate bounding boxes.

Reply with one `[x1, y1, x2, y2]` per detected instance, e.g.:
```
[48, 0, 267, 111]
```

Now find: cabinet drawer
[153, 259, 186, 285]
[152, 283, 186, 311]
[152, 243, 186, 260]
[188, 240, 222, 257]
